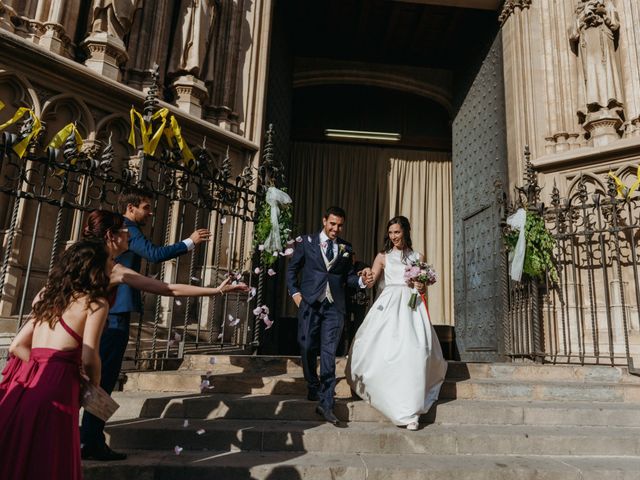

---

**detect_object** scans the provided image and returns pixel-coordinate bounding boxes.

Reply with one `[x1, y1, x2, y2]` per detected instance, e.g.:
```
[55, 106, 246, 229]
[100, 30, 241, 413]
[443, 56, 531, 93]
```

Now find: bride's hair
[381, 216, 413, 259]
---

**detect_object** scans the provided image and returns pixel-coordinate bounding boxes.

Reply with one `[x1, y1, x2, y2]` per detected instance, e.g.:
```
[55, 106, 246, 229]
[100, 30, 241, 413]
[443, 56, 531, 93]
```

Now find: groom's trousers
[298, 299, 344, 411]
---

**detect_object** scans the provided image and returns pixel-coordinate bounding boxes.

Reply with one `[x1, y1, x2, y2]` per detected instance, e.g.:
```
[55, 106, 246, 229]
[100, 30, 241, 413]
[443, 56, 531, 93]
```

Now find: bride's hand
[413, 281, 426, 294]
[214, 277, 250, 295]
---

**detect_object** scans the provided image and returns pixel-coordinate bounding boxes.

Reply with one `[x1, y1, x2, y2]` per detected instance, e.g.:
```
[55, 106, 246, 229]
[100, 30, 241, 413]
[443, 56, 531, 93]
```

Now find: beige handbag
[80, 377, 120, 422]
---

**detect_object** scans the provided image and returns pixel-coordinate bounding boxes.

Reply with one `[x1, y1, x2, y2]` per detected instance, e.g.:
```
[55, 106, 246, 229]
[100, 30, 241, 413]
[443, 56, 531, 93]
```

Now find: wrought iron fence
[0, 83, 282, 369]
[503, 148, 640, 372]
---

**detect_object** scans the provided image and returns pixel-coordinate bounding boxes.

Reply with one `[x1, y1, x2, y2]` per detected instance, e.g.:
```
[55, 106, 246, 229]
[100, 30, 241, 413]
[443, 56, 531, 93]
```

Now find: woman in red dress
[0, 239, 111, 479]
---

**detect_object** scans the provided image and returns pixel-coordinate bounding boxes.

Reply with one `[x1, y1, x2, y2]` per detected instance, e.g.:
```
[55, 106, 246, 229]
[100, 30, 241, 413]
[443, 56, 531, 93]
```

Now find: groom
[287, 206, 368, 425]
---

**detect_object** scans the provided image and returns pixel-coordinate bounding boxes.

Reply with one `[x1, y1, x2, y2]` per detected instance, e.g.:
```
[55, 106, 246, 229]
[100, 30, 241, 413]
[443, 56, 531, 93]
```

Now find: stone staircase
[83, 356, 640, 479]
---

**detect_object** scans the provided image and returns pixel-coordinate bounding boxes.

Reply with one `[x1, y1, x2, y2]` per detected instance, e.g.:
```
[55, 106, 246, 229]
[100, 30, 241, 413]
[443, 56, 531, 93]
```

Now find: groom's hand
[359, 268, 374, 288]
[292, 293, 302, 307]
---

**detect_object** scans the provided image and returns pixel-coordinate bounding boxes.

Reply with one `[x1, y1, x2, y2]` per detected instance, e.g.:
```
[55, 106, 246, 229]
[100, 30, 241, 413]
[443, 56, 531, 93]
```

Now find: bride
[346, 216, 447, 430]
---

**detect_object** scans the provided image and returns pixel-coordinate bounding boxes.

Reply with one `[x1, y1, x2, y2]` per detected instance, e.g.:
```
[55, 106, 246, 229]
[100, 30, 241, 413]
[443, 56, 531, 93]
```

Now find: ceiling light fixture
[324, 129, 401, 142]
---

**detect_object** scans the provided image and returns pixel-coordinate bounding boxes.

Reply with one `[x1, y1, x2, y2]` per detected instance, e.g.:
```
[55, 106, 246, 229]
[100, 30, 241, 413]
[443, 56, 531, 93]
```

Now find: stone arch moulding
[0, 70, 41, 115]
[41, 94, 96, 140]
[95, 112, 130, 138]
[566, 172, 607, 199]
[293, 70, 453, 117]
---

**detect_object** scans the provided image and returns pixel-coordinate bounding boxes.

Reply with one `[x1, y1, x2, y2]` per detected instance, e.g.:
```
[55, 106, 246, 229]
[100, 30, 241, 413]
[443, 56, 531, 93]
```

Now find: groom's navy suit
[287, 232, 361, 410]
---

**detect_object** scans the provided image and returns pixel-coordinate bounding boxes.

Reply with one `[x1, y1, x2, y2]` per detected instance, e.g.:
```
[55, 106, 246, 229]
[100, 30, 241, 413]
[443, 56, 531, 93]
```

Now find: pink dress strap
[58, 317, 83, 346]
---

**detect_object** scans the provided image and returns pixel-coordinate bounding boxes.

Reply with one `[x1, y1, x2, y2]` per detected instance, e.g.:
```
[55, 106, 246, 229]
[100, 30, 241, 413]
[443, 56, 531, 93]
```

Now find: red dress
[0, 317, 84, 479]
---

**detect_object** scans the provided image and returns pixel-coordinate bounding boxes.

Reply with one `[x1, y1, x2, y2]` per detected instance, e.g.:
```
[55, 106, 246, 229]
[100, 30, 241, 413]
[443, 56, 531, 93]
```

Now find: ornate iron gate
[0, 87, 281, 369]
[503, 150, 640, 372]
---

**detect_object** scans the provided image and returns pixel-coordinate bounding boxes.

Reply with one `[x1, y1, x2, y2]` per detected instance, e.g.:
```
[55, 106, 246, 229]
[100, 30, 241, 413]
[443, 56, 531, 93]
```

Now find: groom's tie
[325, 240, 334, 261]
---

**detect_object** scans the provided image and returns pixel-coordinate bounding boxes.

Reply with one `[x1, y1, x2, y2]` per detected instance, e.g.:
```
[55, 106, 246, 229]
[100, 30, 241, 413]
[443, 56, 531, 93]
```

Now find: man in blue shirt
[80, 190, 210, 461]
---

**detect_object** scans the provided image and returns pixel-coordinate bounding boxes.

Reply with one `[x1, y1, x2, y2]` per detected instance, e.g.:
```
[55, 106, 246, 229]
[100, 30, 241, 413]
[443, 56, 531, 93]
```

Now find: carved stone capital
[583, 109, 623, 147]
[171, 75, 208, 118]
[499, 0, 532, 25]
[83, 32, 129, 81]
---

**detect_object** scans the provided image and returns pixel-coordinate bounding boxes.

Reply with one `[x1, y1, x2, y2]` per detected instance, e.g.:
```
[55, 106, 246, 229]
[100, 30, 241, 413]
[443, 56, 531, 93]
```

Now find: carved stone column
[83, 32, 128, 80]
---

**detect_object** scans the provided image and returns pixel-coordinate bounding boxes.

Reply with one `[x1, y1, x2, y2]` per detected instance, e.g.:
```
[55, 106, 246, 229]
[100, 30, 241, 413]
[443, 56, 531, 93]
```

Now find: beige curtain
[287, 142, 453, 325]
[387, 150, 453, 325]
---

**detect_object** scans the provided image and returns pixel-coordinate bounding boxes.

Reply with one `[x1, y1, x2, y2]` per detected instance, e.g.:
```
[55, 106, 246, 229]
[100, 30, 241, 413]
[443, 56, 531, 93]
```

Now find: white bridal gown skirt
[346, 285, 447, 425]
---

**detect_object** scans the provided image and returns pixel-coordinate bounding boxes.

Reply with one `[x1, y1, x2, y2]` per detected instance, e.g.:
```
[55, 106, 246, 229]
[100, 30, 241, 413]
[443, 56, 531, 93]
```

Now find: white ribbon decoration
[506, 208, 527, 282]
[263, 186, 292, 253]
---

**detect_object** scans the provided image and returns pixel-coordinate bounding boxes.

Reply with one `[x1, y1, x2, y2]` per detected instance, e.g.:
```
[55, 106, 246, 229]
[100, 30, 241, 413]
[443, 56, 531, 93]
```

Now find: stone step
[110, 392, 640, 428]
[122, 370, 640, 402]
[104, 418, 640, 456]
[82, 450, 640, 480]
[180, 355, 640, 383]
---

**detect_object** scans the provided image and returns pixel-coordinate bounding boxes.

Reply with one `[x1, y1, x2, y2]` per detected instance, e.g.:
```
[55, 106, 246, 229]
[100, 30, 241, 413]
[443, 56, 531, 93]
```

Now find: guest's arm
[8, 318, 35, 362]
[82, 297, 110, 386]
[110, 264, 248, 297]
[127, 223, 199, 264]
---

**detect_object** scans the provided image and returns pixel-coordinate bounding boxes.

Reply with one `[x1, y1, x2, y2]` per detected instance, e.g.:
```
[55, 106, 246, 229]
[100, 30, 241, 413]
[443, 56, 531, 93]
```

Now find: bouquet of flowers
[403, 260, 437, 310]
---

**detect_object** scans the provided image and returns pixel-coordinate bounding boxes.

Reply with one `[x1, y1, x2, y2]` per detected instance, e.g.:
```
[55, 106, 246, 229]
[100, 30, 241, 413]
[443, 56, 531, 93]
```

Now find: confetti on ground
[174, 446, 183, 455]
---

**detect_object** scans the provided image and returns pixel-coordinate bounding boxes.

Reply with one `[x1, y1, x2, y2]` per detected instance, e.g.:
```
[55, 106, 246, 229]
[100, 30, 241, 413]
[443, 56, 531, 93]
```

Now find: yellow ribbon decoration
[48, 123, 83, 150]
[0, 107, 42, 158]
[0, 100, 5, 110]
[128, 107, 172, 156]
[609, 168, 640, 200]
[165, 115, 195, 169]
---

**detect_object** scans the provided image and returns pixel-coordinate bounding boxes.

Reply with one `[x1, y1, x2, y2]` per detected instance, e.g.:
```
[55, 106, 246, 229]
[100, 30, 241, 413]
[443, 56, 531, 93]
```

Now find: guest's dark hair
[381, 216, 413, 255]
[82, 209, 124, 240]
[32, 239, 110, 328]
[118, 188, 153, 214]
[324, 206, 346, 220]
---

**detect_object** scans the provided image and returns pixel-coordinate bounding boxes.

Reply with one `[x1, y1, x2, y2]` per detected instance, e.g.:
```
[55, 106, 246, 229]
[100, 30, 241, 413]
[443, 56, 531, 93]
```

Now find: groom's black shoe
[315, 405, 345, 427]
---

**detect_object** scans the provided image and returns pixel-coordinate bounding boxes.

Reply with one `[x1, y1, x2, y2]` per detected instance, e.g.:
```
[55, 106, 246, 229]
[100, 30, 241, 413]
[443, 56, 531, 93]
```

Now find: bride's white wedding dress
[346, 249, 447, 426]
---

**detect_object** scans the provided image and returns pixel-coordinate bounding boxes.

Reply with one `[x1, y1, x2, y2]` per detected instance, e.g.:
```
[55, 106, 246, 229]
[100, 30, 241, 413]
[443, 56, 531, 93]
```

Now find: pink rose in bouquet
[404, 260, 437, 310]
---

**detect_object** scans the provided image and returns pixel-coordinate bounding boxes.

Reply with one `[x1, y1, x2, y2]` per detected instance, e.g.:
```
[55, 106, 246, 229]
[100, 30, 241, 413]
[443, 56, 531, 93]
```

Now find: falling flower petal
[174, 332, 182, 342]
[168, 339, 177, 347]
[236, 273, 243, 280]
[248, 287, 257, 301]
[230, 317, 241, 327]
[283, 248, 294, 257]
[254, 267, 262, 274]
[272, 251, 279, 257]
[175, 299, 182, 306]
[196, 429, 205, 435]
[190, 276, 201, 283]
[296, 236, 303, 243]
[253, 306, 263, 315]
[174, 445, 183, 455]
[209, 357, 216, 365]
[183, 419, 189, 428]
[261, 305, 270, 314]
[267, 269, 276, 276]
[287, 239, 295, 246]
[307, 236, 312, 242]
[227, 314, 234, 323]
[263, 316, 273, 329]
[217, 333, 223, 340]
[200, 379, 211, 391]
[258, 244, 265, 251]
[220, 217, 227, 224]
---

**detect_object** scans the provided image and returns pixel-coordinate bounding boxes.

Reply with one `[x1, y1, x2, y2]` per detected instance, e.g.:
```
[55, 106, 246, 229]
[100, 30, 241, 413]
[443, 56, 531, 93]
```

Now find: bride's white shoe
[406, 421, 419, 431]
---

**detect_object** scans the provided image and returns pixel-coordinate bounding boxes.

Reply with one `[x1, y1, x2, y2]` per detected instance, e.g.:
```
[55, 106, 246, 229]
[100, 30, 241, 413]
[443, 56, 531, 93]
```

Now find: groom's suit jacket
[286, 232, 361, 314]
